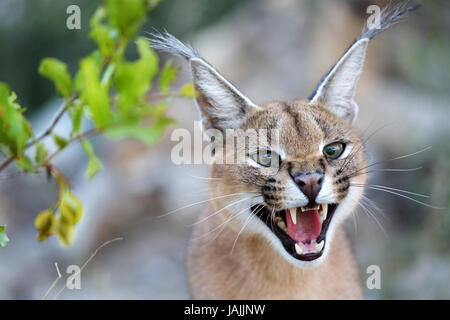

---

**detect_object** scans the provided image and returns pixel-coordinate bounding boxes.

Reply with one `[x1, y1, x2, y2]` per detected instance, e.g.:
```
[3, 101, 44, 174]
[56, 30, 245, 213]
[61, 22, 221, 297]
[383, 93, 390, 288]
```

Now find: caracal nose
[291, 171, 324, 204]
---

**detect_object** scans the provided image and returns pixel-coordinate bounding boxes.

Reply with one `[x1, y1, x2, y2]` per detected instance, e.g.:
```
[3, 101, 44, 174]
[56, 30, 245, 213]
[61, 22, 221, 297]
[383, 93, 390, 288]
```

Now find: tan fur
[188, 211, 362, 299]
[187, 101, 366, 299]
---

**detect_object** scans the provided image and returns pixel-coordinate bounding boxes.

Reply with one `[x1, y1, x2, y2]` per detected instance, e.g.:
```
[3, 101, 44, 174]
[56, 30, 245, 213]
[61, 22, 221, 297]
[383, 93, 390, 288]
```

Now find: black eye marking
[337, 185, 350, 193]
[334, 176, 349, 185]
[286, 162, 293, 172]
[318, 158, 326, 170]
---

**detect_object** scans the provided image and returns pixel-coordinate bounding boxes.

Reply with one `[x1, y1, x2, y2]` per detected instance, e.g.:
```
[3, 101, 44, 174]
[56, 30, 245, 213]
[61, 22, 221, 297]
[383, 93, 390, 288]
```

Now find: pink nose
[292, 172, 324, 204]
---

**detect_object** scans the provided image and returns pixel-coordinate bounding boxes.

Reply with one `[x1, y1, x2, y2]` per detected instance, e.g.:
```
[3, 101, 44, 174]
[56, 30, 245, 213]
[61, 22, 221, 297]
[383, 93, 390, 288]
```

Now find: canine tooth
[316, 240, 324, 251]
[319, 204, 328, 222]
[290, 208, 297, 224]
[295, 243, 303, 255]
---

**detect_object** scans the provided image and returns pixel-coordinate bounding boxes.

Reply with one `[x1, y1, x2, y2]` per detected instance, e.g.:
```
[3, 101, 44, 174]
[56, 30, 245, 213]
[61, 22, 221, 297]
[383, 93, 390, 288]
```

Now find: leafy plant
[0, 0, 196, 247]
[0, 225, 9, 247]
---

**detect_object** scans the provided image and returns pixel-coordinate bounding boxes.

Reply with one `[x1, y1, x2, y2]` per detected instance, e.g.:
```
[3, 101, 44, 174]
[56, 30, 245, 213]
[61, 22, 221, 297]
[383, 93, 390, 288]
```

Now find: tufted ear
[189, 58, 259, 132]
[308, 1, 420, 124]
[309, 39, 368, 123]
[150, 31, 258, 132]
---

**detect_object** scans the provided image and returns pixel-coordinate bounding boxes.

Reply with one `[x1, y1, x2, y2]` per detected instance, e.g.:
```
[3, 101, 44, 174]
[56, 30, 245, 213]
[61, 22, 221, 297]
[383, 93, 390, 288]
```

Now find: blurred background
[0, 0, 449, 299]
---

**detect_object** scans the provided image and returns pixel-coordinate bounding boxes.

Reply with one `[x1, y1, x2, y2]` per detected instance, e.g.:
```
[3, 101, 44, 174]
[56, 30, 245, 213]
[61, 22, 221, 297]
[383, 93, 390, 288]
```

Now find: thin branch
[41, 272, 62, 300]
[42, 237, 123, 300]
[29, 96, 76, 148]
[0, 156, 15, 172]
[45, 128, 100, 164]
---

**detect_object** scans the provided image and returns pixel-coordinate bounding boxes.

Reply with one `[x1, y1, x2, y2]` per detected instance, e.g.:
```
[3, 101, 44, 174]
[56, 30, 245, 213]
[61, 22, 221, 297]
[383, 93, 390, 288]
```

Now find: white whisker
[361, 195, 385, 217]
[369, 167, 422, 172]
[188, 197, 253, 226]
[183, 171, 224, 181]
[363, 186, 441, 209]
[358, 200, 387, 238]
[390, 146, 432, 161]
[158, 192, 252, 218]
[230, 205, 264, 254]
[192, 204, 255, 242]
[352, 183, 430, 198]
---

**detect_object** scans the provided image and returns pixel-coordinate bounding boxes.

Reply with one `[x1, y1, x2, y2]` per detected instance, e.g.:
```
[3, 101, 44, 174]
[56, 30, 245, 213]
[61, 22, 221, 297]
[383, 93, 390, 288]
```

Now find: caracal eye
[323, 142, 345, 160]
[251, 150, 277, 167]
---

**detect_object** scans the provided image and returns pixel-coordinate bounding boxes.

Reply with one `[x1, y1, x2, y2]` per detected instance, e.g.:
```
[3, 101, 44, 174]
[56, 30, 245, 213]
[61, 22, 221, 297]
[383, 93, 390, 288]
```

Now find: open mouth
[254, 203, 338, 261]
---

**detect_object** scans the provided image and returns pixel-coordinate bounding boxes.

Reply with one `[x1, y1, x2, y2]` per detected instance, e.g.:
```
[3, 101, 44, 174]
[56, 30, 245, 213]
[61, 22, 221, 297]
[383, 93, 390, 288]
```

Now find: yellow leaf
[60, 191, 83, 225]
[56, 219, 75, 247]
[34, 210, 55, 241]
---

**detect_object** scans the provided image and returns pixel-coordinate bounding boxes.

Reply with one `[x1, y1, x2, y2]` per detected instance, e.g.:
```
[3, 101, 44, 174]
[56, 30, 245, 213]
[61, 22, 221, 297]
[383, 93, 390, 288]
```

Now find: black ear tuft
[309, 0, 419, 123]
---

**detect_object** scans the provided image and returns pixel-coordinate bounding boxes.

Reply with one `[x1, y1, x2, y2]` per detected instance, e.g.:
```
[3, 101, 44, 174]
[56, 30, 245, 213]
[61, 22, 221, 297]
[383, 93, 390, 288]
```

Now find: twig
[0, 97, 76, 173]
[0, 156, 15, 172]
[29, 97, 76, 148]
[41, 273, 62, 300]
[0, 42, 120, 174]
[41, 237, 123, 300]
[45, 128, 100, 163]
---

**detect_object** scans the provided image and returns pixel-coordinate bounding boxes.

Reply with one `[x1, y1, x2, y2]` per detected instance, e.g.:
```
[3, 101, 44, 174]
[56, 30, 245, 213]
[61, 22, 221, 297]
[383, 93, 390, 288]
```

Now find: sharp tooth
[316, 240, 325, 251]
[295, 243, 303, 255]
[290, 208, 297, 224]
[300, 207, 307, 212]
[319, 204, 328, 222]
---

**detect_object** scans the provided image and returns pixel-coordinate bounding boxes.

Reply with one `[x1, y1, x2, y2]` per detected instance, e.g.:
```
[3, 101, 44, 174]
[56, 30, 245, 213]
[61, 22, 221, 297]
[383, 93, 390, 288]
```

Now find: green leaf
[35, 210, 55, 242]
[0, 225, 9, 248]
[35, 143, 47, 166]
[89, 7, 119, 58]
[0, 83, 32, 156]
[16, 155, 34, 172]
[60, 191, 83, 225]
[68, 102, 84, 135]
[113, 37, 158, 116]
[53, 134, 68, 149]
[105, 116, 174, 145]
[106, 0, 146, 39]
[81, 140, 102, 178]
[180, 82, 199, 98]
[101, 63, 116, 86]
[39, 58, 73, 98]
[79, 56, 112, 127]
[159, 60, 179, 95]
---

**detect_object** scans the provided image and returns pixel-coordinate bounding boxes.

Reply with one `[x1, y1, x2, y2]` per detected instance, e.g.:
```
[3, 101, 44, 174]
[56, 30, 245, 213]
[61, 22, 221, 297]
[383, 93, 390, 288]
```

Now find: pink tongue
[286, 208, 321, 243]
